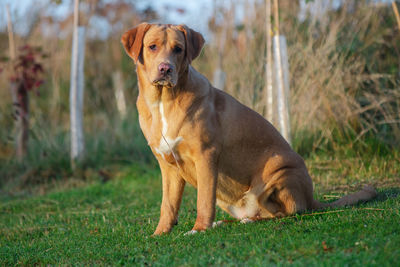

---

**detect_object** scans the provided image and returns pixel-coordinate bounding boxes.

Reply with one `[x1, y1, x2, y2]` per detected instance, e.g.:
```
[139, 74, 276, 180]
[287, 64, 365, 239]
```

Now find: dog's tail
[312, 185, 377, 210]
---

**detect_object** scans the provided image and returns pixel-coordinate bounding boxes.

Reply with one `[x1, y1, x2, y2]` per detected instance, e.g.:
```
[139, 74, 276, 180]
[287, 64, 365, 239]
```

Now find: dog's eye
[173, 46, 183, 54]
[149, 44, 157, 51]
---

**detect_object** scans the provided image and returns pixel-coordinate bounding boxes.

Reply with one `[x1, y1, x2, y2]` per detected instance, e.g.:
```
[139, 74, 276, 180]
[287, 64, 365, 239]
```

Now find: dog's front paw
[152, 229, 168, 236]
[152, 225, 172, 236]
[212, 220, 224, 228]
[184, 229, 199, 236]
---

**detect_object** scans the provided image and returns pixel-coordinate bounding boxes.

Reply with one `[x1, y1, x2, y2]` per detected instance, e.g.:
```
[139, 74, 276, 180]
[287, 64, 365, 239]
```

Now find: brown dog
[121, 23, 377, 235]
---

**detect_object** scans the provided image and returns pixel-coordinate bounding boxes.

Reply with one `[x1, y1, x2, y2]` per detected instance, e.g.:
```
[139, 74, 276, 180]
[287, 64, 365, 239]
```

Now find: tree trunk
[16, 83, 29, 160]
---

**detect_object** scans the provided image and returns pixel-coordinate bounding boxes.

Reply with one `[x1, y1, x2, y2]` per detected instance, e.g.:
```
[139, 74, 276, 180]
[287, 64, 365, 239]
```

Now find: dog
[121, 23, 377, 235]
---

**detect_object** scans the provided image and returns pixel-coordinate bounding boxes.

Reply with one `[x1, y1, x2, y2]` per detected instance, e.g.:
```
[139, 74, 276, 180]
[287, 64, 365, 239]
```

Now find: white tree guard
[273, 35, 291, 145]
[265, 0, 274, 124]
[70, 26, 86, 162]
[213, 68, 226, 91]
[112, 71, 127, 119]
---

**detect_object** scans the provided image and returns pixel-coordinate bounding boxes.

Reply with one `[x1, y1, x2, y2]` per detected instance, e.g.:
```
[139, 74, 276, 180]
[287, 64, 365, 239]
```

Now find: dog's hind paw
[184, 230, 198, 236]
[240, 218, 254, 224]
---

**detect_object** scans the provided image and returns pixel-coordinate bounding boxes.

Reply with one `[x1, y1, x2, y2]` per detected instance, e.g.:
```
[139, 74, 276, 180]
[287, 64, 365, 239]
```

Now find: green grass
[1, 158, 399, 266]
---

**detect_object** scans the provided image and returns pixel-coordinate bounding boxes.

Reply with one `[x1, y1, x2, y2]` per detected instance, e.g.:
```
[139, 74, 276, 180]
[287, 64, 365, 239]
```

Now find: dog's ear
[121, 23, 151, 63]
[177, 25, 205, 63]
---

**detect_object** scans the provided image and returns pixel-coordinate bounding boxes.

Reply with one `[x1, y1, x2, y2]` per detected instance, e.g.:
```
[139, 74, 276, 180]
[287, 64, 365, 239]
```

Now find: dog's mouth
[152, 77, 175, 88]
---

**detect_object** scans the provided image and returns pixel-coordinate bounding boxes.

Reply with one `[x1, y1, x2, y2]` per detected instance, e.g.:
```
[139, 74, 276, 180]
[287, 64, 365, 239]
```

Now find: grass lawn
[1, 156, 400, 266]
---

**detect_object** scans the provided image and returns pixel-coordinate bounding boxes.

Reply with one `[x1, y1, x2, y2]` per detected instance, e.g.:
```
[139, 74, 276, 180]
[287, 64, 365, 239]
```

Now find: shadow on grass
[374, 187, 400, 202]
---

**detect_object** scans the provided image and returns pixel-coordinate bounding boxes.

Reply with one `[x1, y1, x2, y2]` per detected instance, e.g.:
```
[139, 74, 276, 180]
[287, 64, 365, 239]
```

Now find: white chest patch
[154, 102, 183, 160]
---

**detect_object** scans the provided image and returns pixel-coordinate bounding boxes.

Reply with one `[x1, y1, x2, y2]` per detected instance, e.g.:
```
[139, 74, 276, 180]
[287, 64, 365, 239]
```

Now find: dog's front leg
[153, 160, 186, 236]
[191, 151, 217, 233]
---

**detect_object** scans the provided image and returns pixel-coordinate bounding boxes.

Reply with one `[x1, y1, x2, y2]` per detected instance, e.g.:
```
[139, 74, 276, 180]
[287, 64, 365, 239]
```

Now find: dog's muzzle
[152, 62, 176, 87]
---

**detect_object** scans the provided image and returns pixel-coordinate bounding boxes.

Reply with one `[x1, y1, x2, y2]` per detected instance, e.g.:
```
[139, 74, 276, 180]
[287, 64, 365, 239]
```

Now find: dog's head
[122, 23, 205, 88]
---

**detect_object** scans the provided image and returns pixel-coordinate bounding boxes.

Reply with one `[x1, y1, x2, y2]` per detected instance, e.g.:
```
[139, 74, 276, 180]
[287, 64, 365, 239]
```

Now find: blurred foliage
[1, 45, 46, 92]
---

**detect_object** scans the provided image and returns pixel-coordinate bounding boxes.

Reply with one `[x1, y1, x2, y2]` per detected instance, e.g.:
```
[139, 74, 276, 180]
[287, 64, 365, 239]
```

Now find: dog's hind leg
[257, 168, 313, 218]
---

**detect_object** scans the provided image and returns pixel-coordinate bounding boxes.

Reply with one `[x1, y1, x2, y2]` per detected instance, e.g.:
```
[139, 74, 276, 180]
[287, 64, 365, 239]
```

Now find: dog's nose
[158, 63, 173, 76]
